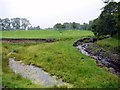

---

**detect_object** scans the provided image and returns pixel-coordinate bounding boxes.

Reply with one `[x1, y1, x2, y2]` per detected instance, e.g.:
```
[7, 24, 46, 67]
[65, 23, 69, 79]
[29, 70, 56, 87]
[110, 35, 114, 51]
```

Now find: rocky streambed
[9, 58, 71, 87]
[73, 38, 120, 76]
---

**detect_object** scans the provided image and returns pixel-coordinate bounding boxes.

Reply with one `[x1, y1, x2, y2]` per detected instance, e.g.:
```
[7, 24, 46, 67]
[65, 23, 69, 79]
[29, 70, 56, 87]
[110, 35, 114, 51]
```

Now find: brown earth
[73, 37, 120, 76]
[0, 38, 56, 43]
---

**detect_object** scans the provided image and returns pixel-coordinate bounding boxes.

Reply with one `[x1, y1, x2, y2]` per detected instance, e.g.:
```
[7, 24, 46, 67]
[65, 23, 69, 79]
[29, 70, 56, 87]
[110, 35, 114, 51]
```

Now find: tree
[91, 1, 119, 38]
[0, 18, 32, 30]
[11, 18, 21, 30]
[54, 22, 81, 30]
[35, 26, 41, 30]
[54, 23, 62, 30]
[100, 2, 118, 17]
[21, 18, 31, 30]
[15, 18, 20, 30]
[101, 15, 116, 37]
[72, 22, 77, 29]
[80, 23, 89, 30]
[100, 1, 118, 37]
[91, 18, 101, 38]
[116, 2, 120, 38]
[88, 20, 93, 30]
[63, 23, 71, 30]
[102, 0, 114, 4]
[0, 18, 2, 30]
[2, 18, 11, 30]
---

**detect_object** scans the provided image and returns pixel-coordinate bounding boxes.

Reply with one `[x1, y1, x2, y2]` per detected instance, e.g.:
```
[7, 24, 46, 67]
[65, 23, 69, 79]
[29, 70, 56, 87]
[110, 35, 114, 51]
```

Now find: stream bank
[1, 38, 56, 43]
[73, 37, 120, 76]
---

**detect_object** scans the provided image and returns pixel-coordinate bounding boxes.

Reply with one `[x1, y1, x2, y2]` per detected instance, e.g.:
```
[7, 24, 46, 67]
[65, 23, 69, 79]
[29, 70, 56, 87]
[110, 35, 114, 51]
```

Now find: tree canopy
[0, 18, 31, 30]
[53, 22, 91, 30]
[91, 1, 119, 38]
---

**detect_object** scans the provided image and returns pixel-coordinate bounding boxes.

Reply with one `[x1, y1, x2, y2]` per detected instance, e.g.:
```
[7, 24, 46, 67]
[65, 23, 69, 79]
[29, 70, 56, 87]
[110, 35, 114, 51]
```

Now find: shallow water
[77, 45, 90, 56]
[76, 44, 120, 76]
[9, 58, 64, 87]
[77, 44, 112, 66]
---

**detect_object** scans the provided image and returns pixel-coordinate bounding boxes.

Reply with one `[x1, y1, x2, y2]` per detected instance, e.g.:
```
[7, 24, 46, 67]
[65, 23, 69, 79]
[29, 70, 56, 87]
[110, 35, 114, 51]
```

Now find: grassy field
[96, 38, 120, 53]
[1, 30, 119, 88]
[1, 30, 93, 40]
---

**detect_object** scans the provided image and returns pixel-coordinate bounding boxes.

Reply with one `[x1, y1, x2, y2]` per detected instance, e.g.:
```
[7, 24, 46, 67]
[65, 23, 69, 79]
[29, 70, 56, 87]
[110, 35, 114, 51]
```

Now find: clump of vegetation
[91, 1, 119, 39]
[83, 40, 90, 43]
[96, 38, 120, 53]
[2, 43, 44, 88]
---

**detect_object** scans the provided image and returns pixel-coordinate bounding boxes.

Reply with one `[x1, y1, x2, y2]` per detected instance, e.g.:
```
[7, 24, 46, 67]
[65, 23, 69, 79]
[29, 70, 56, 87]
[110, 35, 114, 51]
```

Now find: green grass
[1, 30, 93, 40]
[0, 30, 1, 85]
[96, 38, 120, 53]
[1, 43, 44, 88]
[2, 73, 44, 88]
[1, 30, 119, 88]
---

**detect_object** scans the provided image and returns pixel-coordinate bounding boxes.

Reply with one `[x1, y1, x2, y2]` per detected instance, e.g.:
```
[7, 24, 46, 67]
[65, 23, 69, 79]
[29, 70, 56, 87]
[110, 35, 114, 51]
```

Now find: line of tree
[28, 26, 41, 30]
[53, 22, 91, 30]
[91, 1, 119, 38]
[0, 18, 31, 30]
[0, 18, 42, 30]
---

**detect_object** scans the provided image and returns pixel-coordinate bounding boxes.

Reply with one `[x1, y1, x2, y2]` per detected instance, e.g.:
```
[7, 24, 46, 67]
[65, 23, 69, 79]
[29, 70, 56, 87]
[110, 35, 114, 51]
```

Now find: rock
[96, 60, 104, 68]
[108, 67, 116, 73]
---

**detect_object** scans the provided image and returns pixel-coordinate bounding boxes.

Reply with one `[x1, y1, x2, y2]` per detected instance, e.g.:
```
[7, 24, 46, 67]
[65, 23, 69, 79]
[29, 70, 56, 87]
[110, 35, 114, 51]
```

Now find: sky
[0, 0, 119, 29]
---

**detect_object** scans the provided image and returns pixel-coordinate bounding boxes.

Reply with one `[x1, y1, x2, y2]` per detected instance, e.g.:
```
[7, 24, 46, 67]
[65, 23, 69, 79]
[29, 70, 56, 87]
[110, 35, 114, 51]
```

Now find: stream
[76, 43, 120, 76]
[9, 58, 69, 87]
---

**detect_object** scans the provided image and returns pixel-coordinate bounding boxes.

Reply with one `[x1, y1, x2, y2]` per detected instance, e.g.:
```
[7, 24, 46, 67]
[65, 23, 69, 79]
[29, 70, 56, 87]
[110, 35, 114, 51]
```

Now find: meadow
[1, 30, 119, 88]
[2, 30, 92, 40]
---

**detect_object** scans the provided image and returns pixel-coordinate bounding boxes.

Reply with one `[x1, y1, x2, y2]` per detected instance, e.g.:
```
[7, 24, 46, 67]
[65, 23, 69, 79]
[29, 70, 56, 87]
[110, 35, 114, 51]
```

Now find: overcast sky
[0, 0, 119, 29]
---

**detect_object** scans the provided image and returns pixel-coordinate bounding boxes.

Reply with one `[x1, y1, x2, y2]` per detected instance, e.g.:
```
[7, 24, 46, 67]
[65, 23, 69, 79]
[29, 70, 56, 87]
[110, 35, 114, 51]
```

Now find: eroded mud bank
[73, 38, 120, 76]
[1, 38, 56, 43]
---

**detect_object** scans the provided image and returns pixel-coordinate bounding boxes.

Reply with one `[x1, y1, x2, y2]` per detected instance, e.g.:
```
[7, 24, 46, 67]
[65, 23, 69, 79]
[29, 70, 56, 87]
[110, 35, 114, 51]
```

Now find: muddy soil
[0, 38, 56, 43]
[73, 37, 120, 76]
